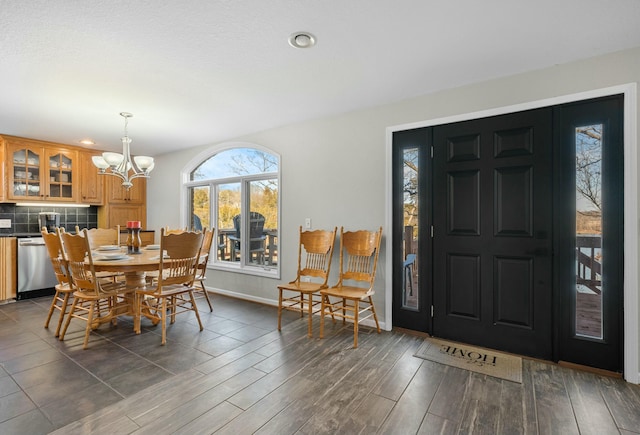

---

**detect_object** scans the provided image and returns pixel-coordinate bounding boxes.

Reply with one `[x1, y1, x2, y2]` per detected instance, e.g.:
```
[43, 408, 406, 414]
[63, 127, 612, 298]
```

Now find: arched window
[184, 145, 279, 277]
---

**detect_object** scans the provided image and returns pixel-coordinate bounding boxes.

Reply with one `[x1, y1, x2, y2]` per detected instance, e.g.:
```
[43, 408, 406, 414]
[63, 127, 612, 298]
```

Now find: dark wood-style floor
[1, 293, 639, 435]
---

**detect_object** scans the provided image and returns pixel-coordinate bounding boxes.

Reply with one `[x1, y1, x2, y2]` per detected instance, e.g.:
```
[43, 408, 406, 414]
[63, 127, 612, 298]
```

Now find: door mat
[414, 337, 522, 383]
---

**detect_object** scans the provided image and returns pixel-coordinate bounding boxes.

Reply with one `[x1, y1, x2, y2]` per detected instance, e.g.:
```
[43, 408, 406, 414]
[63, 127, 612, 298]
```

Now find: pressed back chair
[134, 229, 204, 345]
[164, 226, 187, 235]
[320, 227, 383, 348]
[76, 225, 120, 247]
[193, 228, 215, 311]
[277, 226, 337, 337]
[59, 230, 130, 349]
[41, 227, 74, 337]
[75, 225, 122, 282]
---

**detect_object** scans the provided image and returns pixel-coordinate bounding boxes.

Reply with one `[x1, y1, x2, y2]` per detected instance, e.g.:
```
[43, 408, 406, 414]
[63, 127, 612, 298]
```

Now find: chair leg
[170, 296, 177, 324]
[200, 281, 213, 312]
[84, 301, 96, 349]
[59, 297, 78, 341]
[54, 293, 71, 337]
[342, 298, 346, 325]
[369, 296, 381, 333]
[307, 292, 313, 338]
[320, 295, 325, 339]
[161, 297, 167, 345]
[299, 293, 304, 318]
[134, 293, 141, 334]
[353, 300, 359, 349]
[277, 289, 283, 331]
[44, 290, 59, 329]
[189, 290, 204, 331]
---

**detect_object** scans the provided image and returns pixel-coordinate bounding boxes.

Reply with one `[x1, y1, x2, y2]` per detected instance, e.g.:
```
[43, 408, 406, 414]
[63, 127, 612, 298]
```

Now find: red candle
[126, 221, 141, 229]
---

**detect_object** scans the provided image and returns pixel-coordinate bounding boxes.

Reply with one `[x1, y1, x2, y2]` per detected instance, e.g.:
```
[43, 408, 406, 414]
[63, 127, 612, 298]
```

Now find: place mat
[414, 337, 522, 383]
[95, 254, 130, 261]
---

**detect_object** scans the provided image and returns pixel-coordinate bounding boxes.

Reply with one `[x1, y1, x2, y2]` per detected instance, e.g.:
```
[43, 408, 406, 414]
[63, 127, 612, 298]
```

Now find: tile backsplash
[0, 204, 98, 234]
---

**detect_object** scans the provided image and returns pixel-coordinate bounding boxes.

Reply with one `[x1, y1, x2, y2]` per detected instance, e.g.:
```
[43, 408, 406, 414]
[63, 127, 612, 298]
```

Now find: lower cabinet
[0, 238, 17, 301]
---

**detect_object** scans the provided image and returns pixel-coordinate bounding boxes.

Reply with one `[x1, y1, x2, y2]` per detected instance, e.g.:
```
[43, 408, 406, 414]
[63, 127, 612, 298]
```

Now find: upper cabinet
[98, 176, 147, 228]
[6, 138, 78, 202]
[107, 175, 146, 204]
[78, 150, 104, 205]
[0, 143, 5, 202]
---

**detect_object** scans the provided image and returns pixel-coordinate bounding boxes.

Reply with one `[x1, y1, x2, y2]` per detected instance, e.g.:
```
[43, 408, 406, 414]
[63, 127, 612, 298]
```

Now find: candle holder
[126, 221, 142, 254]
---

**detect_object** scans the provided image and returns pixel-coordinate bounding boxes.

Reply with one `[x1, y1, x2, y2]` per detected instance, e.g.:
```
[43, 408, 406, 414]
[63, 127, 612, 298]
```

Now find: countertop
[0, 229, 155, 238]
[0, 233, 43, 238]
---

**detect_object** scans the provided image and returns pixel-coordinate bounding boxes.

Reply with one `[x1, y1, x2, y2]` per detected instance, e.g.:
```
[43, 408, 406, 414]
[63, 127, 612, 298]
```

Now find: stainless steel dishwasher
[17, 237, 58, 299]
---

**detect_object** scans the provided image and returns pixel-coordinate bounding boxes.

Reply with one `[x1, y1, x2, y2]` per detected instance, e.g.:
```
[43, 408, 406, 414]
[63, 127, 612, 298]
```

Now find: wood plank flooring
[1, 293, 639, 434]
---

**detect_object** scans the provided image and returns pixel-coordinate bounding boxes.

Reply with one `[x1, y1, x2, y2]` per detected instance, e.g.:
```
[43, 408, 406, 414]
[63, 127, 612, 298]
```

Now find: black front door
[432, 108, 554, 359]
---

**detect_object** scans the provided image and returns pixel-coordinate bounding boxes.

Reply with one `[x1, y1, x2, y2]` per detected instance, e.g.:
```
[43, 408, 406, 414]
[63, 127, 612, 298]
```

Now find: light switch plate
[0, 219, 11, 228]
[304, 218, 311, 229]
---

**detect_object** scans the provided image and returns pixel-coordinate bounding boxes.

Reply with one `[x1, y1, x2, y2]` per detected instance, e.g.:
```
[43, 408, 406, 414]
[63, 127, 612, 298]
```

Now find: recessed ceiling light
[80, 139, 95, 145]
[288, 32, 316, 49]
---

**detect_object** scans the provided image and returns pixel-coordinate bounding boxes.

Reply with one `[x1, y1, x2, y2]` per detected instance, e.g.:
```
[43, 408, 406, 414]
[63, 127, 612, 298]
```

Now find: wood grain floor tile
[3, 295, 640, 435]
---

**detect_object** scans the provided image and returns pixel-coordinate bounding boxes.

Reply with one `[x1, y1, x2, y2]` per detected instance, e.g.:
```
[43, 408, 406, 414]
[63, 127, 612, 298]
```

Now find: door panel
[433, 108, 553, 359]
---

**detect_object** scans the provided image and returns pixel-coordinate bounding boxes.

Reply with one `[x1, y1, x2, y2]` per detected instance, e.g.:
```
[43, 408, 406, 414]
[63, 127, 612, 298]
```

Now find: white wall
[148, 46, 640, 381]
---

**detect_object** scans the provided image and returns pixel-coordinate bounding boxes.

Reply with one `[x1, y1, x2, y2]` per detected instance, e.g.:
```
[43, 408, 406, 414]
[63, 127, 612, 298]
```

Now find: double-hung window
[185, 145, 279, 278]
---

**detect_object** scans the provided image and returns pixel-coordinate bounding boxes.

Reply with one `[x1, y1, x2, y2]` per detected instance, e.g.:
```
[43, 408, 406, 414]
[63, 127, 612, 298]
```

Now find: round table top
[91, 247, 163, 273]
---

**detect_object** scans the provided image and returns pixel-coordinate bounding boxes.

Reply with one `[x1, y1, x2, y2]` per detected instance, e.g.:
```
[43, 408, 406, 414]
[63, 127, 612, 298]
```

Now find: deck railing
[576, 234, 602, 294]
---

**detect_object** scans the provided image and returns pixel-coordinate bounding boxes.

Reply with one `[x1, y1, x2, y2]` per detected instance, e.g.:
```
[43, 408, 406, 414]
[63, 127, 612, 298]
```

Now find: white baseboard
[206, 286, 388, 331]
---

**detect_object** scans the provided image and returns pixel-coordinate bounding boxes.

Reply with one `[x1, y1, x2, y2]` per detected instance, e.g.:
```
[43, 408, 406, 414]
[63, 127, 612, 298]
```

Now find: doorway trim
[385, 83, 638, 383]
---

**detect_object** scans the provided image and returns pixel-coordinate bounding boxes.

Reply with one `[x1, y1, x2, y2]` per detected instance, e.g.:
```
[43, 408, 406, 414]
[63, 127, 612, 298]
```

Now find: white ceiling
[2, 0, 640, 157]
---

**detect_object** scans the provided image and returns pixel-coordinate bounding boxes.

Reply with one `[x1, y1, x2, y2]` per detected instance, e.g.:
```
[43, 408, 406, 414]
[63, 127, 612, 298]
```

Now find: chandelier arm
[94, 112, 153, 189]
[128, 172, 151, 181]
[101, 169, 128, 182]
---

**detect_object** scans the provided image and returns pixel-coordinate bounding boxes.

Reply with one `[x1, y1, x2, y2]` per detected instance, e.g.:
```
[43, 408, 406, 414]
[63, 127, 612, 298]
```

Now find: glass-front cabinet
[6, 141, 77, 202]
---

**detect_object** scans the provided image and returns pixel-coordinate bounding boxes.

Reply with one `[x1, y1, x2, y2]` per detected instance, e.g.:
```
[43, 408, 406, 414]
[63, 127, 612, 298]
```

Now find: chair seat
[278, 281, 327, 294]
[137, 283, 198, 297]
[55, 283, 74, 293]
[72, 282, 127, 300]
[321, 285, 375, 300]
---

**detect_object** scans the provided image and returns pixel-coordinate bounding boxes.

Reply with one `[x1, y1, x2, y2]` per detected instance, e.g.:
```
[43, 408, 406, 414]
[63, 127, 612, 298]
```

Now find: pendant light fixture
[92, 112, 154, 189]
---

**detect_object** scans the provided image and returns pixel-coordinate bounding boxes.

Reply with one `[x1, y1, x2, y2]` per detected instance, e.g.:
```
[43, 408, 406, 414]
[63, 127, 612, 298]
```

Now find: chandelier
[91, 112, 154, 189]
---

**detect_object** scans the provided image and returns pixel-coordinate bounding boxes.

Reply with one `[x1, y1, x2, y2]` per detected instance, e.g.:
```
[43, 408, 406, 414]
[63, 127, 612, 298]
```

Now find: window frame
[182, 142, 281, 279]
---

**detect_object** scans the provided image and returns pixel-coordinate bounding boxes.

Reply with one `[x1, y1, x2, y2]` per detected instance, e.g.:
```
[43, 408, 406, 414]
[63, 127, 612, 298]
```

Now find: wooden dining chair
[134, 228, 204, 345]
[164, 226, 187, 235]
[75, 225, 123, 283]
[193, 228, 215, 311]
[76, 225, 121, 247]
[320, 227, 383, 348]
[277, 226, 337, 337]
[41, 227, 74, 337]
[59, 229, 131, 349]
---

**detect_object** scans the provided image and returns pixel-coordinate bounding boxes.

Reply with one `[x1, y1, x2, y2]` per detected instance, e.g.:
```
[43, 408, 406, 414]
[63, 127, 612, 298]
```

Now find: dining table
[90, 245, 164, 332]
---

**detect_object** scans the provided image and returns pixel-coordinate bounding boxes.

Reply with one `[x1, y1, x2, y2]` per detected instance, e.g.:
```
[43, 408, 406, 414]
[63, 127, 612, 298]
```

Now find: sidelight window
[402, 147, 419, 311]
[575, 124, 603, 339]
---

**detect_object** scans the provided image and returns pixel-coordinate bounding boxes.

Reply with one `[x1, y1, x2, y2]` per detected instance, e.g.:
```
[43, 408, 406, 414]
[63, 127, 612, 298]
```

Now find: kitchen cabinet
[0, 237, 16, 301]
[107, 175, 145, 203]
[0, 143, 5, 202]
[100, 203, 147, 230]
[98, 176, 147, 229]
[5, 137, 78, 202]
[78, 150, 104, 205]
